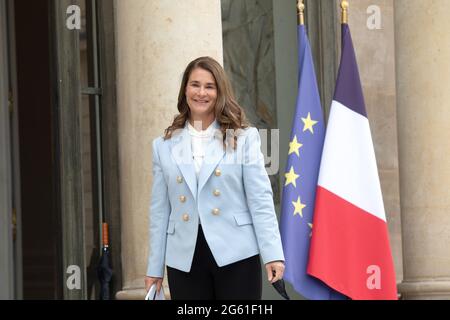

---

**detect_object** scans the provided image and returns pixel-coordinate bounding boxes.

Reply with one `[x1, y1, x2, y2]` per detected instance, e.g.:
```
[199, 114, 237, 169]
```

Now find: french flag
[307, 23, 398, 300]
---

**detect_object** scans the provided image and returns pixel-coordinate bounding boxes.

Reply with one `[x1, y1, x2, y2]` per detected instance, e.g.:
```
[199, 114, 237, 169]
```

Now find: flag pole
[341, 0, 349, 24]
[297, 0, 305, 26]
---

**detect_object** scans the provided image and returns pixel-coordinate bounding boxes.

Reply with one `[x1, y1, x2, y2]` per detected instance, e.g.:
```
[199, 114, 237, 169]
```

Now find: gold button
[212, 208, 220, 216]
[177, 176, 183, 184]
[213, 189, 221, 197]
[179, 195, 186, 203]
[182, 213, 190, 222]
[214, 169, 221, 177]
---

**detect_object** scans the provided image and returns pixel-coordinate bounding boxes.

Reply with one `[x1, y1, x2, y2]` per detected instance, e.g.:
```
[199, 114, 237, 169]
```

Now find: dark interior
[14, 0, 62, 299]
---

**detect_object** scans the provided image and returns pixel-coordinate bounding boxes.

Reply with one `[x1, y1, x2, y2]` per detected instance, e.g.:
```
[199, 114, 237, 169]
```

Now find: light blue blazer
[146, 121, 284, 278]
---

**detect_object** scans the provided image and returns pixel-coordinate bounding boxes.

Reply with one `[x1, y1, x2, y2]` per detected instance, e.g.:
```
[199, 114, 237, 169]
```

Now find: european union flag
[280, 24, 345, 300]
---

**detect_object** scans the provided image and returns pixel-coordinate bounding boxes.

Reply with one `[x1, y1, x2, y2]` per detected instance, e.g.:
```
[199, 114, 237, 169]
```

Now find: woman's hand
[144, 276, 163, 294]
[265, 261, 285, 283]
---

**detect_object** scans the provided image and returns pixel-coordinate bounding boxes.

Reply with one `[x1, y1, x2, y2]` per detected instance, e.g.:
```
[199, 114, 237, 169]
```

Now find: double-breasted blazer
[146, 121, 284, 278]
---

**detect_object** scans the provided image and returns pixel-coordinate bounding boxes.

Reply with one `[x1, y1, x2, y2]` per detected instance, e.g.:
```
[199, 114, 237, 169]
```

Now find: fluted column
[114, 0, 223, 299]
[394, 0, 450, 299]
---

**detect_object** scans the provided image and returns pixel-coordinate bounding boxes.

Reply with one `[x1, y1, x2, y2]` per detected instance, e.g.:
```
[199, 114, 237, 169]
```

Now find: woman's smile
[185, 68, 218, 121]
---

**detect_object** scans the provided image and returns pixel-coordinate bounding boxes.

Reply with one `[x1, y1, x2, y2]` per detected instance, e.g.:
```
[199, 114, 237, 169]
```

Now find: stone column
[114, 0, 223, 299]
[394, 0, 450, 299]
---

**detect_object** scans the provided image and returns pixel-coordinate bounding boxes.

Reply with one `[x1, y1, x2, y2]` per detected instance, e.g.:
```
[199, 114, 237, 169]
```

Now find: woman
[145, 56, 284, 300]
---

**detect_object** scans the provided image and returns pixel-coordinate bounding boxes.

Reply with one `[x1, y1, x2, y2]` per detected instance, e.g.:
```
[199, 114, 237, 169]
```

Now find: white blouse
[187, 120, 217, 180]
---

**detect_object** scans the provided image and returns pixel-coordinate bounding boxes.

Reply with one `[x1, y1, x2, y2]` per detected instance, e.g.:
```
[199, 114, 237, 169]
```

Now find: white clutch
[144, 284, 166, 300]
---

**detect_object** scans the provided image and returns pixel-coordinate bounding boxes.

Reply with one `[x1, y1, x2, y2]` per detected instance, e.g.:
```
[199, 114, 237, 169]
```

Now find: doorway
[9, 0, 62, 299]
[2, 0, 122, 300]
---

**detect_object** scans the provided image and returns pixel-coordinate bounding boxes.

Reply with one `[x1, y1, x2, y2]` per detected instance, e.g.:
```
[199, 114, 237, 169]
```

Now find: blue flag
[280, 24, 345, 300]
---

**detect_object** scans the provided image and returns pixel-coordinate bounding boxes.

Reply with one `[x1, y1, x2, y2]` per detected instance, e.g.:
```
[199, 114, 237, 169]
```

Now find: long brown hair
[164, 56, 249, 149]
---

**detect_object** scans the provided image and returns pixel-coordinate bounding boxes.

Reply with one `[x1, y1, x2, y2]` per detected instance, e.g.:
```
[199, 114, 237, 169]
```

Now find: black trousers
[167, 225, 262, 300]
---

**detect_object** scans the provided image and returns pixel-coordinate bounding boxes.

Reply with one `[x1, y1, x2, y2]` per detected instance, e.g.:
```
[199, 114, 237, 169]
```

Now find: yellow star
[288, 136, 303, 157]
[292, 197, 307, 218]
[301, 112, 318, 134]
[284, 166, 300, 188]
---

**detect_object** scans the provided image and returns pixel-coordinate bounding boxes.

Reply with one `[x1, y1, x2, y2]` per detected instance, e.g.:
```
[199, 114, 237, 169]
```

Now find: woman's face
[185, 68, 218, 121]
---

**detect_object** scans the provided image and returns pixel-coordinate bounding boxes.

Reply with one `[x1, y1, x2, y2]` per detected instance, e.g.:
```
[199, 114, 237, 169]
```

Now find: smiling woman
[144, 56, 285, 300]
[185, 68, 217, 129]
[163, 57, 252, 149]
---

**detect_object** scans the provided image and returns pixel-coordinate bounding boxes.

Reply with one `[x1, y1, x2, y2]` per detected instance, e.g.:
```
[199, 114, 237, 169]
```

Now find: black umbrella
[272, 279, 290, 300]
[97, 223, 113, 300]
